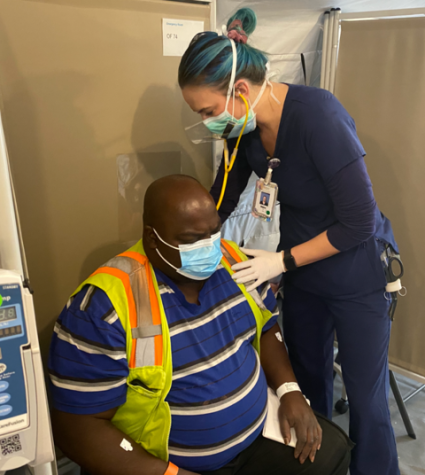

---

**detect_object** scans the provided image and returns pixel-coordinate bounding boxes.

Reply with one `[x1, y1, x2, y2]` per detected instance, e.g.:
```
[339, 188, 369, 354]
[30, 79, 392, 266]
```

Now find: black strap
[284, 249, 298, 272]
[300, 53, 307, 86]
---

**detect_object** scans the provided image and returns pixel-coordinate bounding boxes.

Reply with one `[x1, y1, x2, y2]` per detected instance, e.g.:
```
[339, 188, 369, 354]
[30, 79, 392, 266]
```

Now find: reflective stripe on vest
[220, 241, 267, 311]
[89, 240, 263, 370]
[221, 240, 240, 268]
[89, 241, 245, 369]
[70, 238, 272, 461]
[91, 252, 163, 369]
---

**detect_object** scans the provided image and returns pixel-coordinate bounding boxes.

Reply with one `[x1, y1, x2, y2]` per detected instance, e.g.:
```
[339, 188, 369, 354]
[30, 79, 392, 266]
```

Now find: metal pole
[324, 9, 335, 91]
[209, 0, 219, 181]
[341, 7, 425, 21]
[329, 8, 341, 94]
[320, 11, 330, 89]
[403, 384, 425, 404]
[390, 370, 417, 439]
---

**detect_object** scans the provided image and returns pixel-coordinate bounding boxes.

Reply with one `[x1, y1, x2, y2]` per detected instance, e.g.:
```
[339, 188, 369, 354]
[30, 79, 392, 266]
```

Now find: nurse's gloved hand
[231, 248, 286, 292]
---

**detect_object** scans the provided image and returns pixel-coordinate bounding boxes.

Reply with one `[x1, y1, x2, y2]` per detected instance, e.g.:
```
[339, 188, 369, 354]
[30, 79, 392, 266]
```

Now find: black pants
[200, 413, 353, 475]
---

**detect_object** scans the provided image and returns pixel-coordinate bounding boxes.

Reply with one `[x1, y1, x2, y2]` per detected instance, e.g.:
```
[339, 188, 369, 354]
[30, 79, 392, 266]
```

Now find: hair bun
[226, 7, 257, 39]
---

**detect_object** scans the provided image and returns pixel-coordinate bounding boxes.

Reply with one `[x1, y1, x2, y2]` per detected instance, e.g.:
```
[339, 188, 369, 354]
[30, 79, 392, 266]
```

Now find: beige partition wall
[0, 0, 211, 362]
[335, 17, 425, 379]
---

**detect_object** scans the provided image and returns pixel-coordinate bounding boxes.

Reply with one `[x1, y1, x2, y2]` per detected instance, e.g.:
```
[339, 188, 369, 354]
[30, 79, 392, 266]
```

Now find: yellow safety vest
[71, 239, 273, 462]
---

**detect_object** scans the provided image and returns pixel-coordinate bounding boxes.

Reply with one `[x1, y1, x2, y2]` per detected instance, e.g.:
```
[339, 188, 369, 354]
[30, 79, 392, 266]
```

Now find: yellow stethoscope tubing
[216, 93, 249, 210]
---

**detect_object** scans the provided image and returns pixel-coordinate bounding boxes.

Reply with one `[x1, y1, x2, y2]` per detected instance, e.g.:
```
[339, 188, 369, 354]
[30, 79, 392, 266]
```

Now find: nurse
[179, 7, 400, 475]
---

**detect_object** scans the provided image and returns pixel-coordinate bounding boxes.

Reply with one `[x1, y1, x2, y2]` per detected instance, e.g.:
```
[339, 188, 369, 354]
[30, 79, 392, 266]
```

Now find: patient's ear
[143, 226, 158, 249]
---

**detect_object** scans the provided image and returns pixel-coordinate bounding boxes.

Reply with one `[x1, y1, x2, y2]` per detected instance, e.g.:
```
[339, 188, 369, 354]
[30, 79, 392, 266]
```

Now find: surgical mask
[199, 41, 280, 142]
[184, 38, 280, 144]
[153, 229, 222, 281]
[203, 81, 267, 139]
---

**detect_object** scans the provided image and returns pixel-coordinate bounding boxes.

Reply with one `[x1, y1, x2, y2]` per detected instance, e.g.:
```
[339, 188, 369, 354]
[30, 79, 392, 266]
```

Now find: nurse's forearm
[290, 231, 340, 268]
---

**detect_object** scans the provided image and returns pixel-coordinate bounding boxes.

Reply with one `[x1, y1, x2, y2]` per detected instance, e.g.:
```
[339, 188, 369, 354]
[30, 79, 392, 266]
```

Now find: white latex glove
[231, 248, 286, 292]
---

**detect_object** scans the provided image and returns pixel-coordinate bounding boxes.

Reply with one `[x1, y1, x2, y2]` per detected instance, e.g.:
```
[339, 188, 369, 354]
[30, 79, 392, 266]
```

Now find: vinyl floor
[333, 373, 425, 475]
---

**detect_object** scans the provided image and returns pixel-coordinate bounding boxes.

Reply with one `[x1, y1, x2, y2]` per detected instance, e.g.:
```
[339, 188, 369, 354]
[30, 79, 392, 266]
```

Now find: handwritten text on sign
[162, 19, 204, 57]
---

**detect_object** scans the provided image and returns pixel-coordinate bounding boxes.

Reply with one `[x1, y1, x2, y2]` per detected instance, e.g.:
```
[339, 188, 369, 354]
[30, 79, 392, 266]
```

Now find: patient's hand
[278, 392, 322, 465]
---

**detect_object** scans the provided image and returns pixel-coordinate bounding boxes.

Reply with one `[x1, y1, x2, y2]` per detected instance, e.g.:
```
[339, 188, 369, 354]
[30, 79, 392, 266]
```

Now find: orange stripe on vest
[119, 251, 163, 366]
[221, 240, 243, 268]
[91, 266, 138, 368]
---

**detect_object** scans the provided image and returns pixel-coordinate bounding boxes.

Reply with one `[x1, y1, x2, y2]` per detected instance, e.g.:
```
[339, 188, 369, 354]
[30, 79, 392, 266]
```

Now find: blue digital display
[0, 306, 17, 323]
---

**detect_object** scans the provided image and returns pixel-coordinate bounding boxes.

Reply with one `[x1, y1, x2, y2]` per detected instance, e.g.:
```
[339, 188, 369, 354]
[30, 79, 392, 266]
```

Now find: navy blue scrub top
[211, 84, 398, 299]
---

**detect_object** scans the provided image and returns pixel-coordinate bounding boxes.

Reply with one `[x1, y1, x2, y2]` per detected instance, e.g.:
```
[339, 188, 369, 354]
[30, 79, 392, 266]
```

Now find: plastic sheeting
[218, 1, 327, 85]
[217, 0, 425, 83]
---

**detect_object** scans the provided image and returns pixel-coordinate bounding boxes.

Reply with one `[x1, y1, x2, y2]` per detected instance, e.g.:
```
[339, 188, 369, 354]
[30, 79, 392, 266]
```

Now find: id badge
[252, 179, 278, 221]
[252, 158, 280, 221]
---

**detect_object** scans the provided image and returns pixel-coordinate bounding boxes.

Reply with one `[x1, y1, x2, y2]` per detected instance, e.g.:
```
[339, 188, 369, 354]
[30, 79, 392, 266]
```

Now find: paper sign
[162, 18, 204, 57]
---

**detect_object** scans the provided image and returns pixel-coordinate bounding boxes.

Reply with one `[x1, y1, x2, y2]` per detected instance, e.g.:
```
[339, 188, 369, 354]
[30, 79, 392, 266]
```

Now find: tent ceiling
[218, 0, 425, 55]
[218, 0, 425, 18]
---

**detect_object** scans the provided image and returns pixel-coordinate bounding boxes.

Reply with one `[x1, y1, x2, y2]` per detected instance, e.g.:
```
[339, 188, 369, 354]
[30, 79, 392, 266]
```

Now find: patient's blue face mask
[153, 229, 222, 280]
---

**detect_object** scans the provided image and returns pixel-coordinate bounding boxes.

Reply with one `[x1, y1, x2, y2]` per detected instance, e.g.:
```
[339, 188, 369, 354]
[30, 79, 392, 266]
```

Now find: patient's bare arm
[52, 407, 198, 475]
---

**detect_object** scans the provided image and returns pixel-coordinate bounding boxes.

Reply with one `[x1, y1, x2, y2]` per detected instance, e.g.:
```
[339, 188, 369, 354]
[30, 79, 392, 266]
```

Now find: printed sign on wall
[162, 18, 204, 57]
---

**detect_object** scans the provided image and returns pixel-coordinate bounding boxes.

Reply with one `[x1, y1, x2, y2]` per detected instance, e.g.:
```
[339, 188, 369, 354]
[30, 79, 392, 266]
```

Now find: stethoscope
[216, 94, 249, 210]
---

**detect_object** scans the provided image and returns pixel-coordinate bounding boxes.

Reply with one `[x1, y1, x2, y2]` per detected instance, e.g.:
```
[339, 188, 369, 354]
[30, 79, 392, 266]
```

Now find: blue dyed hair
[178, 8, 268, 92]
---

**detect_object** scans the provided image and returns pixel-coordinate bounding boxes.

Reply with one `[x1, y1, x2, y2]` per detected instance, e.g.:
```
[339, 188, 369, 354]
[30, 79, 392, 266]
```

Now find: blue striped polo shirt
[48, 264, 278, 472]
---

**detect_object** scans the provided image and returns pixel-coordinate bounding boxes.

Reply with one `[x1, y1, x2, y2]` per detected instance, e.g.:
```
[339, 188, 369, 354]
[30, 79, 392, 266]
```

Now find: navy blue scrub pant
[282, 285, 400, 475]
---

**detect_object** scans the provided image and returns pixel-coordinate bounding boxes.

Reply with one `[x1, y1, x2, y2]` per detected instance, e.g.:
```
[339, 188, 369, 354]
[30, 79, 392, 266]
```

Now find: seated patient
[48, 175, 352, 475]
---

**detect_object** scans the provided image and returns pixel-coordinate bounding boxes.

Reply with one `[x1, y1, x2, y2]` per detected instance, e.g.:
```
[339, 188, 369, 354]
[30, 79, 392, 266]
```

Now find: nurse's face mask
[153, 229, 222, 281]
[185, 38, 278, 144]
[185, 34, 280, 144]
[202, 78, 267, 140]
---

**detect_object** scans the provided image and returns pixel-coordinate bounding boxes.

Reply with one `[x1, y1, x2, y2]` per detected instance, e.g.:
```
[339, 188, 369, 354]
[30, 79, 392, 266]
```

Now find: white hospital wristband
[276, 382, 302, 400]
